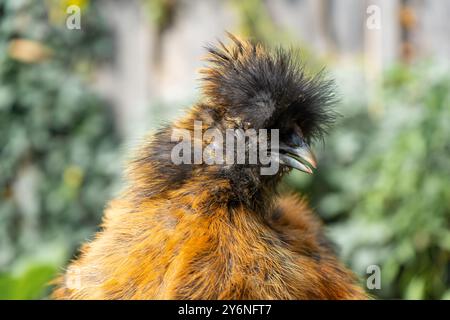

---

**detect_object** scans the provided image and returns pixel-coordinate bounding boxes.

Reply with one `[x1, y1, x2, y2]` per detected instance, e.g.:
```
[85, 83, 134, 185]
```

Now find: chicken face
[200, 33, 337, 175]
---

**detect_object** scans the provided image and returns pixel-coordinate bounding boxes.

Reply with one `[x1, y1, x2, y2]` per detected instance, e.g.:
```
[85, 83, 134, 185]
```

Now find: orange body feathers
[52, 35, 367, 300]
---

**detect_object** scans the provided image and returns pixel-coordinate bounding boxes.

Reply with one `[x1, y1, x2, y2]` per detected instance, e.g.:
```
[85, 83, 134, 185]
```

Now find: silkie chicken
[53, 34, 367, 299]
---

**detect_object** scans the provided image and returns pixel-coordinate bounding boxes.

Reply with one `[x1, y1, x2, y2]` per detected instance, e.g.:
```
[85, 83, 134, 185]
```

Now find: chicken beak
[278, 140, 317, 174]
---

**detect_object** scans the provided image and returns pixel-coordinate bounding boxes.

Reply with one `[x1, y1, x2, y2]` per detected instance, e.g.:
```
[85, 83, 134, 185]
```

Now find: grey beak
[278, 140, 317, 174]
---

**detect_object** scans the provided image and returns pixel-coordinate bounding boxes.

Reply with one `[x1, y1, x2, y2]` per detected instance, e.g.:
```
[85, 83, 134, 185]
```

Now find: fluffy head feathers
[201, 33, 338, 142]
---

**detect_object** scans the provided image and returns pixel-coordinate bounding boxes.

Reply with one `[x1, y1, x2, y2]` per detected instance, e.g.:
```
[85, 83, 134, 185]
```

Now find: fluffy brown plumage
[52, 34, 367, 299]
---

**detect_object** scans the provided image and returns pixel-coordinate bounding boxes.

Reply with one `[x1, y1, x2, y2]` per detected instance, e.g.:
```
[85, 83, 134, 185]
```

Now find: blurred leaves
[0, 263, 57, 299]
[0, 0, 120, 298]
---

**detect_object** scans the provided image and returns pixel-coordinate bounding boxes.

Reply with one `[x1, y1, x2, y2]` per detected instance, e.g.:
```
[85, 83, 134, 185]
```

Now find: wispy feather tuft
[200, 33, 338, 142]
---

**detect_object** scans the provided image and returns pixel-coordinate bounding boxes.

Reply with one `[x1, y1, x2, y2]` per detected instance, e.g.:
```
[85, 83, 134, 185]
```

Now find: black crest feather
[201, 33, 338, 142]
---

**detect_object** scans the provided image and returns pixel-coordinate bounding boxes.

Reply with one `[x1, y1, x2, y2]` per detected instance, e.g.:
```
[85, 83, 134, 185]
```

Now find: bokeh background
[0, 0, 449, 299]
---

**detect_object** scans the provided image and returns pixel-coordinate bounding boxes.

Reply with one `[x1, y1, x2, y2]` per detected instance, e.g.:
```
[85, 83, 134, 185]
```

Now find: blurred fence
[94, 0, 450, 141]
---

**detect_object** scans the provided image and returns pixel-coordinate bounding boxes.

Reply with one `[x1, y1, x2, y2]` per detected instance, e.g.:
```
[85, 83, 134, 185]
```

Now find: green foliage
[287, 62, 450, 299]
[0, 0, 120, 297]
[0, 263, 57, 299]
